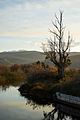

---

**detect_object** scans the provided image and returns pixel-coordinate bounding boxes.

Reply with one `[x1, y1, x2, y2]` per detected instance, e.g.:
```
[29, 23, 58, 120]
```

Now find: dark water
[0, 86, 53, 120]
[0, 86, 80, 120]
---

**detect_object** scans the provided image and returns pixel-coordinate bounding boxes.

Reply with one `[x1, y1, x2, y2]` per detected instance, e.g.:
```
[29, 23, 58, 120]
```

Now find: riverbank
[0, 63, 80, 99]
[18, 64, 80, 104]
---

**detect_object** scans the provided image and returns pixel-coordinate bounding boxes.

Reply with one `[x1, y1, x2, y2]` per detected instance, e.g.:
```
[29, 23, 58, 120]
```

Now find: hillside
[0, 51, 45, 64]
[70, 54, 80, 68]
[0, 51, 80, 68]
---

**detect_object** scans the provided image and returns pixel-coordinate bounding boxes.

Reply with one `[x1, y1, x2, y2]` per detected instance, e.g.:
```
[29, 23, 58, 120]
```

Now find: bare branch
[49, 29, 60, 40]
[52, 21, 60, 32]
[42, 11, 72, 78]
[55, 14, 60, 25]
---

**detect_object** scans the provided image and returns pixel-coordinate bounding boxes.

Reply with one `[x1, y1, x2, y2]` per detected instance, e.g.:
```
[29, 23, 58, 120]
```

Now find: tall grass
[0, 62, 80, 96]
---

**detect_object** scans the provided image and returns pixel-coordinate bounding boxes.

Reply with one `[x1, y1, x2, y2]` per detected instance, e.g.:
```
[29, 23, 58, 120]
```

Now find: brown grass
[0, 62, 80, 96]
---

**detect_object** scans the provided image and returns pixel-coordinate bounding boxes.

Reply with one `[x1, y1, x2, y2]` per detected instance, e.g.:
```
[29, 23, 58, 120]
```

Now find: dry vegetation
[0, 62, 80, 96]
[0, 64, 26, 87]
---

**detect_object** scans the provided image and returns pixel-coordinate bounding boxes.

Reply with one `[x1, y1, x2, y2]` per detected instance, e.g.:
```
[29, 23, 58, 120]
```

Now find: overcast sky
[0, 0, 80, 52]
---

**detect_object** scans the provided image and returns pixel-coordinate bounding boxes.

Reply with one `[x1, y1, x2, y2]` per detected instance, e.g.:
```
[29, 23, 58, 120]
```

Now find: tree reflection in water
[19, 88, 80, 120]
[42, 104, 80, 120]
[0, 85, 9, 91]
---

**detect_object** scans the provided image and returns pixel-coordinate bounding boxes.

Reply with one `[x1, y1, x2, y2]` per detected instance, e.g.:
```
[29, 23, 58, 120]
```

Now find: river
[0, 86, 53, 120]
[0, 86, 80, 120]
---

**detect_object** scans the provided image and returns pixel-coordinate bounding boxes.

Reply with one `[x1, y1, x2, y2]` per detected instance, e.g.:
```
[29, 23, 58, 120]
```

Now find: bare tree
[43, 11, 72, 78]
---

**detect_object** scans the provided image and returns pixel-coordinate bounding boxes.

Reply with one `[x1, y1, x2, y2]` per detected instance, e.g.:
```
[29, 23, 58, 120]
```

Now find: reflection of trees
[43, 108, 57, 120]
[0, 77, 24, 91]
[0, 85, 9, 91]
[25, 98, 52, 110]
[43, 109, 71, 120]
[19, 88, 80, 120]
[21, 93, 80, 120]
[26, 99, 41, 110]
[43, 104, 80, 120]
[19, 87, 53, 105]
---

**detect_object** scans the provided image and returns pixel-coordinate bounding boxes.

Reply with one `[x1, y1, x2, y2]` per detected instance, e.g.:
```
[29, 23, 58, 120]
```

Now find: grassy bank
[18, 62, 80, 104]
[0, 63, 80, 97]
[25, 63, 80, 97]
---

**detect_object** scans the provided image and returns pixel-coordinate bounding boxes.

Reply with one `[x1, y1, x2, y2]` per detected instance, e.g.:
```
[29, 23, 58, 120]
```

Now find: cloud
[0, 0, 51, 37]
[0, 0, 47, 10]
[0, 0, 80, 51]
[0, 31, 48, 37]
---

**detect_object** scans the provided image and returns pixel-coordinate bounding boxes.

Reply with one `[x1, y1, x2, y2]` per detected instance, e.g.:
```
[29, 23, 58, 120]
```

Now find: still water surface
[0, 86, 52, 120]
[0, 86, 80, 120]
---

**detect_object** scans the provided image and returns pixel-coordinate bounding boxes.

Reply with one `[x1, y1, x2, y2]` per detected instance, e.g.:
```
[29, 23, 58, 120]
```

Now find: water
[0, 86, 53, 120]
[0, 86, 80, 120]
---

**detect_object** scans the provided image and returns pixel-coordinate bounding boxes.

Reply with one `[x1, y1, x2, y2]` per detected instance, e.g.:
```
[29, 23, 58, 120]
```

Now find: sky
[0, 0, 80, 52]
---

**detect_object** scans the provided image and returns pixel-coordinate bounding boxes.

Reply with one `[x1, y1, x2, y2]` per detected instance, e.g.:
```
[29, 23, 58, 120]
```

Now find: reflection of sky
[0, 86, 52, 120]
[0, 0, 80, 51]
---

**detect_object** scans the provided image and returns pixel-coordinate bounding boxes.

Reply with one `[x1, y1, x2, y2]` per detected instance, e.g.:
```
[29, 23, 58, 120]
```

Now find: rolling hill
[0, 51, 45, 64]
[0, 50, 80, 68]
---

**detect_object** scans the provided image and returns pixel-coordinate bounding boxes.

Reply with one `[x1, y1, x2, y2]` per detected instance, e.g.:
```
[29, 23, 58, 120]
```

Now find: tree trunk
[58, 66, 65, 79]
